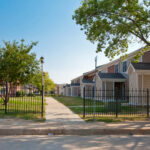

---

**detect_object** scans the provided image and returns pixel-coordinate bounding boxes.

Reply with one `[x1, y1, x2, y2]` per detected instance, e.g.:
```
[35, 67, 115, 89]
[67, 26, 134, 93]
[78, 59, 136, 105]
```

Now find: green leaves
[0, 40, 39, 85]
[73, 0, 150, 60]
[32, 72, 55, 93]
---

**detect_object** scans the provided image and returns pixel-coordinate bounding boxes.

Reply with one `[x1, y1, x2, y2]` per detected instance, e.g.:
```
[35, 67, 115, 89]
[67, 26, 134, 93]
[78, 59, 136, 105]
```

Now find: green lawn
[0, 96, 46, 121]
[52, 95, 83, 106]
[52, 95, 103, 106]
[53, 95, 105, 115]
[53, 95, 150, 123]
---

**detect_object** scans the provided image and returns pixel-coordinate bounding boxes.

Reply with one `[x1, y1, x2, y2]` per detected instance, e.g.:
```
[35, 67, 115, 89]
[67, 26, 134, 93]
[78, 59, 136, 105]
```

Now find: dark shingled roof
[71, 83, 80, 86]
[99, 72, 126, 79]
[82, 79, 94, 84]
[65, 84, 71, 87]
[132, 63, 150, 70]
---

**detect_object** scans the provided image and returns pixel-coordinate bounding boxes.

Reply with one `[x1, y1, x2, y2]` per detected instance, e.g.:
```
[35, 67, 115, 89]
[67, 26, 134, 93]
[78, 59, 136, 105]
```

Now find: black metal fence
[0, 82, 44, 117]
[83, 88, 150, 118]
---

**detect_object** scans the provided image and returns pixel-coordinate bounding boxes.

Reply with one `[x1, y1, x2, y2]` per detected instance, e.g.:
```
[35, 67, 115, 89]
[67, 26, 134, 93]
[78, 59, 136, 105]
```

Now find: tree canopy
[73, 0, 150, 60]
[0, 40, 39, 85]
[32, 72, 55, 93]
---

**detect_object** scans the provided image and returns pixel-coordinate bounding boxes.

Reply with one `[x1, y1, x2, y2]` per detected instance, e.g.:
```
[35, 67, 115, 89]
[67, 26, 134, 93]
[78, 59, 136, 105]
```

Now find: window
[122, 61, 127, 72]
[115, 64, 119, 73]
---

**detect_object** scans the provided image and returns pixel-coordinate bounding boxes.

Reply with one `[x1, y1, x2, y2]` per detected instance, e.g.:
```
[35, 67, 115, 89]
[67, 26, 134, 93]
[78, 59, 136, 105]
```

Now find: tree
[0, 40, 39, 101]
[73, 0, 150, 60]
[32, 72, 55, 93]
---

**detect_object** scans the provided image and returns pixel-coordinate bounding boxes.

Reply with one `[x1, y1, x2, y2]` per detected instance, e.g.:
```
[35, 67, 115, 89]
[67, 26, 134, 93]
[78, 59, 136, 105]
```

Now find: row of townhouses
[57, 47, 150, 104]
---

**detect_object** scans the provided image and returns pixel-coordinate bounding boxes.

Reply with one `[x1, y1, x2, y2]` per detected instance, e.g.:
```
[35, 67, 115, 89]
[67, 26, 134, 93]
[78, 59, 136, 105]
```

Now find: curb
[0, 129, 150, 136]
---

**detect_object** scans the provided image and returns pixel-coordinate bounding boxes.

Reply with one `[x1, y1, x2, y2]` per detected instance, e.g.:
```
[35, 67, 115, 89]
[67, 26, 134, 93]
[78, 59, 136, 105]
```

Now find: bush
[28, 92, 35, 97]
[16, 91, 26, 97]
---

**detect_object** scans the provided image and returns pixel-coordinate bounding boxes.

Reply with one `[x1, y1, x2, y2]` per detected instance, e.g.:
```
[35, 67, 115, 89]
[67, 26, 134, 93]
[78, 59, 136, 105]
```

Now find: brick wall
[108, 65, 115, 73]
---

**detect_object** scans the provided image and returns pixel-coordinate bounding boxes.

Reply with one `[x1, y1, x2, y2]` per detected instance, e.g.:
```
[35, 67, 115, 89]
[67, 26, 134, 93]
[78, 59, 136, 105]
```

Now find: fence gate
[0, 82, 44, 117]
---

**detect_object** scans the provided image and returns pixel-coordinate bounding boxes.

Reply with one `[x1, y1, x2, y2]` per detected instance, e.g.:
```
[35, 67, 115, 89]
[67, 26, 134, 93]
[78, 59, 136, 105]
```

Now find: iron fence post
[92, 86, 94, 99]
[41, 85, 44, 117]
[147, 89, 149, 118]
[115, 88, 118, 118]
[83, 87, 85, 118]
[5, 81, 8, 114]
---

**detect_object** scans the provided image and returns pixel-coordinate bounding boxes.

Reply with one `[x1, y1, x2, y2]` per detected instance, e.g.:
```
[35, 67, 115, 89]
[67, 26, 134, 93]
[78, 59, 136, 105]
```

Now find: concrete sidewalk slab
[0, 118, 150, 129]
[45, 97, 84, 125]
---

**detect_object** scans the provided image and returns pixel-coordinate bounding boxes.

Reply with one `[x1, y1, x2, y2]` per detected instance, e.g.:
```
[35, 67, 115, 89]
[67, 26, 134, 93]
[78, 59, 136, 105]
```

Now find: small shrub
[28, 92, 35, 97]
[16, 91, 26, 97]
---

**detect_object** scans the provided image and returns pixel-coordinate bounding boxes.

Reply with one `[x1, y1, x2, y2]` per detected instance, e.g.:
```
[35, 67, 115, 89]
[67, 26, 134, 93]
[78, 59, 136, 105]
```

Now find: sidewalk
[45, 97, 84, 125]
[0, 97, 150, 135]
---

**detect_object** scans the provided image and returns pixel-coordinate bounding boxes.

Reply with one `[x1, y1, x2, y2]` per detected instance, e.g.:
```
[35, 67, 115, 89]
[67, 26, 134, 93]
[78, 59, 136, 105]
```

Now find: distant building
[56, 84, 66, 95]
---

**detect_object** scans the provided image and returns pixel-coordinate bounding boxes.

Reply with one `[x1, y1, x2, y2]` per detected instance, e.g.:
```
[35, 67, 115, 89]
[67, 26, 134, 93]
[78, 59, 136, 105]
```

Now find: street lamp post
[40, 56, 44, 117]
[93, 56, 97, 119]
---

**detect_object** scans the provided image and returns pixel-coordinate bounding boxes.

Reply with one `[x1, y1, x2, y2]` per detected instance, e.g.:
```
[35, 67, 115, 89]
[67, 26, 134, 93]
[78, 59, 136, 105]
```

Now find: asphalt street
[0, 135, 150, 150]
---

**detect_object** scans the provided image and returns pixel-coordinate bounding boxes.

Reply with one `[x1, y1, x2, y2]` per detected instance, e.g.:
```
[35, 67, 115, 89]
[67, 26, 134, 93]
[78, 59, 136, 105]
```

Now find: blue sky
[0, 0, 144, 84]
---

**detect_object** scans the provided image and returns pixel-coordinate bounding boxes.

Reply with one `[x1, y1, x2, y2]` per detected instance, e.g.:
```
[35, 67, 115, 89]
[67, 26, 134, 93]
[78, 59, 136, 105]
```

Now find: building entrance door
[115, 82, 125, 99]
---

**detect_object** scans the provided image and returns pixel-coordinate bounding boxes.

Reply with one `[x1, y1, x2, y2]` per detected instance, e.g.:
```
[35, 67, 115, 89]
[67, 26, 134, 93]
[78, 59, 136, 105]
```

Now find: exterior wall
[138, 75, 142, 90]
[101, 68, 108, 73]
[71, 76, 82, 84]
[143, 75, 150, 89]
[142, 51, 150, 63]
[71, 76, 83, 97]
[80, 83, 94, 98]
[71, 86, 80, 97]
[56, 86, 59, 95]
[63, 87, 66, 96]
[57, 84, 65, 95]
[85, 85, 94, 97]
[80, 83, 84, 98]
[127, 67, 150, 105]
[104, 82, 113, 97]
[66, 87, 71, 96]
[128, 66, 136, 90]
[135, 74, 150, 105]
[142, 75, 150, 105]
[95, 73, 101, 97]
[59, 85, 64, 95]
[108, 65, 115, 73]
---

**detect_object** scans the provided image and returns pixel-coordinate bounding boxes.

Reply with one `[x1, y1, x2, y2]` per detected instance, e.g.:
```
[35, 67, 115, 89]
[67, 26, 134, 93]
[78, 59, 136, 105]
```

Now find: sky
[0, 0, 144, 84]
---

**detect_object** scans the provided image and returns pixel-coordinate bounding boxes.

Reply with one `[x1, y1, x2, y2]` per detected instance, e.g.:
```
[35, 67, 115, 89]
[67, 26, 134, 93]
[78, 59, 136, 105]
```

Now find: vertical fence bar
[83, 87, 85, 118]
[147, 89, 149, 118]
[93, 87, 95, 119]
[5, 81, 8, 114]
[115, 88, 118, 118]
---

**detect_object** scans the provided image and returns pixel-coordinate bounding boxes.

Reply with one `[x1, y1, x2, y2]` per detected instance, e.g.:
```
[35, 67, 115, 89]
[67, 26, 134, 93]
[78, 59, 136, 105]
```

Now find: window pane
[115, 64, 118, 73]
[123, 61, 127, 72]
